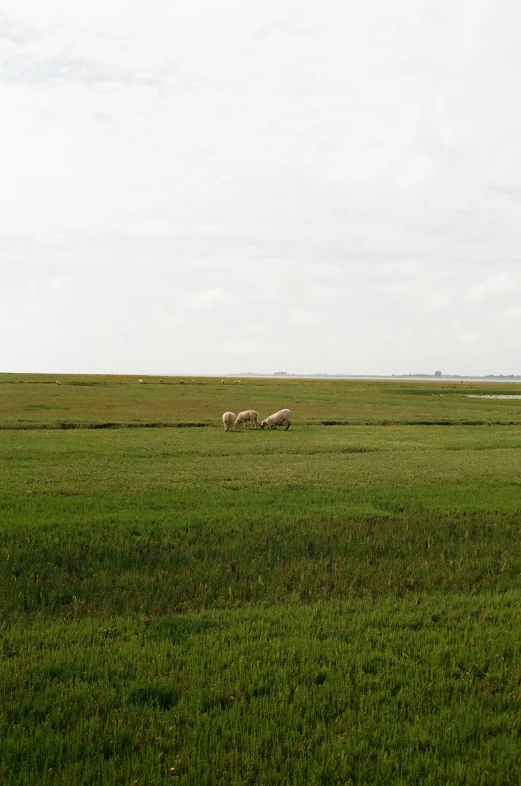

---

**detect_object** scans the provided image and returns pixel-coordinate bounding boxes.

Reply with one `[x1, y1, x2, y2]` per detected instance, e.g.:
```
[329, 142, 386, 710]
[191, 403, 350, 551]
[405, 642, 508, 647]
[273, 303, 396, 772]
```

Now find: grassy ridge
[1, 376, 521, 784]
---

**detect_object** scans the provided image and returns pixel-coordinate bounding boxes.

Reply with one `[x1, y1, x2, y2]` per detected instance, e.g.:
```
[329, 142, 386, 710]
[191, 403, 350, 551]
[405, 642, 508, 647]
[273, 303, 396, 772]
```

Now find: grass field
[1, 374, 521, 784]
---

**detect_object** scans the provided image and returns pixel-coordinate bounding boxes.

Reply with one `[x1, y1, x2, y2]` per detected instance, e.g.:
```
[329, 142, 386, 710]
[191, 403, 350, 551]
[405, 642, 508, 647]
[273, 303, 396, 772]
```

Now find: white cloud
[423, 291, 453, 313]
[288, 309, 324, 329]
[466, 271, 520, 306]
[1, 1, 521, 374]
[220, 339, 257, 356]
[489, 307, 521, 323]
[182, 288, 234, 313]
[459, 332, 480, 343]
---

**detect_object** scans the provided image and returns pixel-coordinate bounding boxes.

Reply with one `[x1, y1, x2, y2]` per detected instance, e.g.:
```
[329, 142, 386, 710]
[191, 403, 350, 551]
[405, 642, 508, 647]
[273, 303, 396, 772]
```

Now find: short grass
[1, 375, 521, 784]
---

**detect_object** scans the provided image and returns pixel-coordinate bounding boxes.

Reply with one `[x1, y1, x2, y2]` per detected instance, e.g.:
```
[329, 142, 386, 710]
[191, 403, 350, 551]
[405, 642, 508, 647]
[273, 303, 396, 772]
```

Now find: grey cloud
[0, 52, 152, 86]
[0, 10, 40, 44]
[486, 184, 521, 205]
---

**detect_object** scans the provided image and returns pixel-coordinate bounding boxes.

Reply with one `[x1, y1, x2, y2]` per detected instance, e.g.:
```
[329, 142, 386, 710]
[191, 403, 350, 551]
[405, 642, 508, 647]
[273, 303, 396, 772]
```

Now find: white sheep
[222, 411, 236, 432]
[260, 409, 292, 431]
[235, 410, 258, 429]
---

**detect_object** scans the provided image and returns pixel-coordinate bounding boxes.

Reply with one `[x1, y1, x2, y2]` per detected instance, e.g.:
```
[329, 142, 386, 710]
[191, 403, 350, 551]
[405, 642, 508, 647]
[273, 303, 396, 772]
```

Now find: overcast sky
[2, 0, 521, 376]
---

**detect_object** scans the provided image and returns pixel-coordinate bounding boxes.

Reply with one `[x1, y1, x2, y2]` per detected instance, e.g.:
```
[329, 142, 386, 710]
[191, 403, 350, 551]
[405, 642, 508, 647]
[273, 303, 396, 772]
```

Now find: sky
[2, 0, 521, 376]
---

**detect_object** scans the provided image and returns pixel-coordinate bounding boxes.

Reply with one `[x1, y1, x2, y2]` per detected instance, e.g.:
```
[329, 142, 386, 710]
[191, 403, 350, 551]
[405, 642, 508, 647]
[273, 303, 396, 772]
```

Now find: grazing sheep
[260, 409, 292, 431]
[159, 379, 164, 384]
[235, 410, 258, 429]
[55, 380, 61, 385]
[138, 379, 143, 383]
[191, 379, 196, 383]
[179, 380, 185, 385]
[222, 412, 236, 432]
[233, 380, 242, 384]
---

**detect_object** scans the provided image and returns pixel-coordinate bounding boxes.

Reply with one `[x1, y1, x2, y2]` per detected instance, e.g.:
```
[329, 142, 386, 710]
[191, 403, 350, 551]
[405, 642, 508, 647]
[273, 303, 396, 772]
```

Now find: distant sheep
[55, 380, 62, 385]
[235, 410, 258, 429]
[260, 409, 292, 431]
[191, 379, 196, 383]
[179, 380, 185, 385]
[222, 412, 236, 432]
[233, 380, 242, 384]
[159, 379, 164, 384]
[221, 380, 225, 384]
[139, 379, 143, 383]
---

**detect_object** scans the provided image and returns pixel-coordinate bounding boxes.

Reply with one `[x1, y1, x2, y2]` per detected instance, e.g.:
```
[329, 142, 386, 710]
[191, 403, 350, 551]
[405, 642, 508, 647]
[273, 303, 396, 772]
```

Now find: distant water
[466, 394, 521, 399]
[233, 375, 521, 383]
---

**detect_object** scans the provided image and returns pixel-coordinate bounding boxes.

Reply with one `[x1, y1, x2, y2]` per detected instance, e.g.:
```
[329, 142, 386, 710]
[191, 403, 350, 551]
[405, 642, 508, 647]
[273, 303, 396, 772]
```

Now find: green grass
[1, 375, 521, 784]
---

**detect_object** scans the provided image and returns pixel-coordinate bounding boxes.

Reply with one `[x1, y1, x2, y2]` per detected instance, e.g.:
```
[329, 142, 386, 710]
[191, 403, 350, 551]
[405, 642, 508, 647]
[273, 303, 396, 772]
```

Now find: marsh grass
[1, 375, 521, 784]
[1, 373, 521, 429]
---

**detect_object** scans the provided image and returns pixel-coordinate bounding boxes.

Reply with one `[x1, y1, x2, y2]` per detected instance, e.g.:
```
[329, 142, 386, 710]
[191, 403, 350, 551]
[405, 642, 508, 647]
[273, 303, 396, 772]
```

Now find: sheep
[179, 380, 185, 385]
[260, 409, 292, 431]
[221, 380, 225, 384]
[55, 380, 61, 385]
[138, 379, 143, 383]
[235, 410, 258, 429]
[233, 379, 242, 384]
[222, 412, 236, 432]
[159, 379, 164, 384]
[191, 379, 196, 383]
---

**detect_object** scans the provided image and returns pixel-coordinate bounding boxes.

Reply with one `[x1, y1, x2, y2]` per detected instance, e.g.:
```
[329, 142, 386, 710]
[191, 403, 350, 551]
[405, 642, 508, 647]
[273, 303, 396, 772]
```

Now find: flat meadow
[1, 373, 521, 784]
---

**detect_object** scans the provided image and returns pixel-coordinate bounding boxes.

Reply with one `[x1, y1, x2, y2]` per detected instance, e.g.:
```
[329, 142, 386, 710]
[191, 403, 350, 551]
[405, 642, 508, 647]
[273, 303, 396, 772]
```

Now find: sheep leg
[285, 422, 291, 430]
